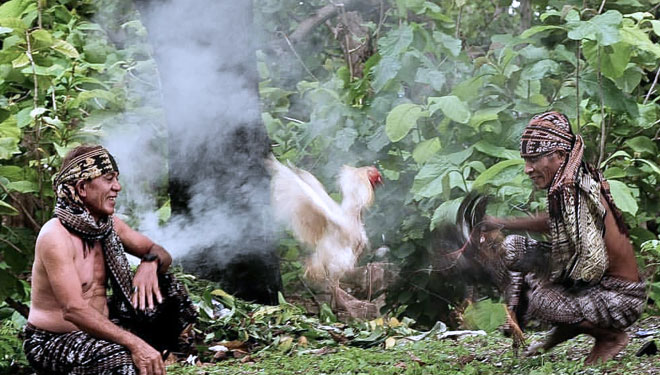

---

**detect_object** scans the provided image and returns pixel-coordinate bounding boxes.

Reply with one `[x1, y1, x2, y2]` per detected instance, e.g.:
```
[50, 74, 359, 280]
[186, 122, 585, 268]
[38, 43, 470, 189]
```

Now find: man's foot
[585, 331, 629, 365]
[523, 325, 579, 357]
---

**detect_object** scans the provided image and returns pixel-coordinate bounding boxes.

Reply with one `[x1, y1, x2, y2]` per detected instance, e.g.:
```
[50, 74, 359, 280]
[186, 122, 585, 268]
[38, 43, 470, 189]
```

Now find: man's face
[523, 151, 566, 189]
[78, 171, 121, 220]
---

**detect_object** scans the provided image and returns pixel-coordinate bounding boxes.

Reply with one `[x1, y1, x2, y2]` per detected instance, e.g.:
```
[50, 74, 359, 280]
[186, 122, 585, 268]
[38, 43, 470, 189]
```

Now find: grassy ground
[167, 316, 659, 375]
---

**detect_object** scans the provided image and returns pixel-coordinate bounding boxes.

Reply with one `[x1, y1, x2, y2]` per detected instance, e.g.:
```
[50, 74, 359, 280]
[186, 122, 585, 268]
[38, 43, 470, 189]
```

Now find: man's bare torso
[28, 218, 109, 332]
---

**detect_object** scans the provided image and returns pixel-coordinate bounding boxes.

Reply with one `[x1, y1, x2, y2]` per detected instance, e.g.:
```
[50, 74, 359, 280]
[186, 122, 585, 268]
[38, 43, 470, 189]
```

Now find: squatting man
[23, 145, 197, 375]
[483, 112, 646, 364]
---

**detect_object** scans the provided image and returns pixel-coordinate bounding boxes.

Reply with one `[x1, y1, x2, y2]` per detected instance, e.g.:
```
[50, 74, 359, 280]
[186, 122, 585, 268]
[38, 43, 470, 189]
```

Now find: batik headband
[54, 146, 118, 189]
[520, 111, 574, 157]
[520, 112, 584, 194]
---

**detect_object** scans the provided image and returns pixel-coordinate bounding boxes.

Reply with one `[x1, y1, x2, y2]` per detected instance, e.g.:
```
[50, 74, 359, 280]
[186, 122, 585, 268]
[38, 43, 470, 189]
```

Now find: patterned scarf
[53, 146, 134, 308]
[520, 112, 626, 284]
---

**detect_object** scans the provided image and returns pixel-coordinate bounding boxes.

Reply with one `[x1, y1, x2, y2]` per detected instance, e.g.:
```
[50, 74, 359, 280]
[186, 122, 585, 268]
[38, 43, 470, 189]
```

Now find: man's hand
[130, 339, 166, 375]
[131, 261, 162, 311]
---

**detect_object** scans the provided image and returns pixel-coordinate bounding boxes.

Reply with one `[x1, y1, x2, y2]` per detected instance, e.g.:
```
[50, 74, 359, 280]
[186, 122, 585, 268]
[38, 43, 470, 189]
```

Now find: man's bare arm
[483, 213, 550, 233]
[114, 217, 172, 272]
[113, 217, 171, 310]
[36, 232, 165, 375]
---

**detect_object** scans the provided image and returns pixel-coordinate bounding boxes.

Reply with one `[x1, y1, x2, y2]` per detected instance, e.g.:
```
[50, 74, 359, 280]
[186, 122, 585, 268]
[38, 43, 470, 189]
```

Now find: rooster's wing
[267, 157, 346, 247]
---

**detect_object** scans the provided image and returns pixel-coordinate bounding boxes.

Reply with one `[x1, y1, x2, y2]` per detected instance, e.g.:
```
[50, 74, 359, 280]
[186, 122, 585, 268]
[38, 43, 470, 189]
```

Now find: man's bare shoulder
[36, 218, 75, 256]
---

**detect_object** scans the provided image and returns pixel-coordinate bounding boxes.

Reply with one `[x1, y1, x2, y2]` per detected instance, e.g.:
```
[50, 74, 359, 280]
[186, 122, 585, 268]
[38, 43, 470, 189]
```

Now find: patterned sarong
[23, 324, 136, 375]
[502, 234, 646, 329]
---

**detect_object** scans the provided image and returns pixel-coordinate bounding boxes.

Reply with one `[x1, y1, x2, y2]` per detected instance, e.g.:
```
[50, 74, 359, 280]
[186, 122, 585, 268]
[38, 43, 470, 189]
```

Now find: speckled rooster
[266, 156, 383, 309]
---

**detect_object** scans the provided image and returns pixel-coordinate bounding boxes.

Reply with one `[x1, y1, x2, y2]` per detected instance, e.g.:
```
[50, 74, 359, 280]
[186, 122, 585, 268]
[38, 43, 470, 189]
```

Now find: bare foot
[524, 325, 579, 357]
[585, 331, 629, 365]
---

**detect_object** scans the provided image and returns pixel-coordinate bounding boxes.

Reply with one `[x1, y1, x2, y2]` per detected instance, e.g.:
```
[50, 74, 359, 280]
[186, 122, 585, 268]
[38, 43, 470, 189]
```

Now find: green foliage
[462, 299, 507, 333]
[257, 0, 660, 326]
[0, 316, 28, 372]
[0, 0, 164, 312]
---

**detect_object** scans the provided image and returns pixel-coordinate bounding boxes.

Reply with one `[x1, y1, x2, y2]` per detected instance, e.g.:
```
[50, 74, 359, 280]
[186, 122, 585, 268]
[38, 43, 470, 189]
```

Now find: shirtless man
[23, 145, 196, 375]
[483, 112, 645, 364]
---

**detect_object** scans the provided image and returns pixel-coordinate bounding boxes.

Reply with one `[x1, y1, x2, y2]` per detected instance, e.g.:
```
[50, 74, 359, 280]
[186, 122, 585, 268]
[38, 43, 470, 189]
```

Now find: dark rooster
[430, 193, 525, 350]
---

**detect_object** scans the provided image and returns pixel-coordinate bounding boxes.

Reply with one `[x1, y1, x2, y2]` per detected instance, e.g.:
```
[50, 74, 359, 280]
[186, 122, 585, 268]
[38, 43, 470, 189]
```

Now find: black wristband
[142, 253, 158, 262]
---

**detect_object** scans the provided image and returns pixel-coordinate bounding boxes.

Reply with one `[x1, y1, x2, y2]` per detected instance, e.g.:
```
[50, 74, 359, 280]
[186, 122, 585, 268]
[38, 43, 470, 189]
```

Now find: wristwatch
[142, 253, 159, 262]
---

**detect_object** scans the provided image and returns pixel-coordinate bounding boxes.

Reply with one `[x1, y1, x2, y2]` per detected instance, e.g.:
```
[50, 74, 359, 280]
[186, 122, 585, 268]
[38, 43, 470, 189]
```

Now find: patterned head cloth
[520, 111, 584, 194]
[53, 145, 119, 215]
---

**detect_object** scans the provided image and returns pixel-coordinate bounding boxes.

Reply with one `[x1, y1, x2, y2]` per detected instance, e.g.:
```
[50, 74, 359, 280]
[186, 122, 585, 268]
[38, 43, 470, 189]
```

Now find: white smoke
[95, 0, 272, 264]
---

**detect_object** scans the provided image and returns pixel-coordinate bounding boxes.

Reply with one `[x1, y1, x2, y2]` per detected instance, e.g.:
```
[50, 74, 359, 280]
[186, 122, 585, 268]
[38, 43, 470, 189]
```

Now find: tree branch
[0, 179, 42, 232]
[644, 66, 660, 104]
[597, 47, 607, 166]
[287, 0, 382, 45]
[4, 297, 30, 318]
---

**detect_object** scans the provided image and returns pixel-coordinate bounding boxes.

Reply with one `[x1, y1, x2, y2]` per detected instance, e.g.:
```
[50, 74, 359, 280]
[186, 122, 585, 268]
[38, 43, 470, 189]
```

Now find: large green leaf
[30, 29, 53, 47]
[520, 59, 559, 80]
[567, 10, 622, 46]
[608, 179, 638, 215]
[0, 199, 18, 215]
[0, 165, 23, 181]
[624, 136, 657, 156]
[378, 23, 414, 57]
[620, 23, 660, 59]
[6, 180, 37, 193]
[71, 89, 118, 107]
[462, 299, 507, 333]
[430, 197, 462, 229]
[473, 159, 524, 189]
[427, 96, 470, 124]
[433, 31, 461, 57]
[0, 137, 19, 159]
[474, 141, 519, 160]
[582, 41, 631, 80]
[385, 103, 426, 142]
[412, 137, 441, 163]
[414, 68, 445, 91]
[469, 105, 509, 129]
[0, 0, 28, 18]
[371, 55, 401, 93]
[51, 39, 80, 59]
[520, 25, 564, 39]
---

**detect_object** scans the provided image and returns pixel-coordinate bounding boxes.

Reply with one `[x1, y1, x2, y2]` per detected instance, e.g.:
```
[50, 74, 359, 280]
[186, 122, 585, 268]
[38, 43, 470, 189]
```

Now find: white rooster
[266, 156, 383, 301]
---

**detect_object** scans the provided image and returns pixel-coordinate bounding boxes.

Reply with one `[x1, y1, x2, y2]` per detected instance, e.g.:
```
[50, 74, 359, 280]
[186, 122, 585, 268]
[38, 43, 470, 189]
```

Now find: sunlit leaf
[567, 10, 622, 46]
[624, 136, 657, 156]
[51, 39, 80, 59]
[412, 137, 441, 163]
[430, 197, 462, 229]
[473, 159, 524, 189]
[462, 299, 507, 332]
[427, 96, 470, 124]
[582, 40, 631, 80]
[608, 179, 638, 215]
[474, 141, 519, 160]
[0, 199, 19, 215]
[386, 103, 425, 142]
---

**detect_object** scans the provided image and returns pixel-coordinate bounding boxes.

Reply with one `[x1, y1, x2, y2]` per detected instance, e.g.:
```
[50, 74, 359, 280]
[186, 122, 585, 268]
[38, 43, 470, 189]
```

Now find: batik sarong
[502, 234, 646, 329]
[23, 323, 136, 375]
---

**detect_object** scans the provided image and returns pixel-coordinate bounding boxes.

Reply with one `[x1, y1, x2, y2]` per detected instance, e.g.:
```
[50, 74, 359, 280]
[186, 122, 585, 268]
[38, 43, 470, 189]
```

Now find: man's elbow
[61, 303, 88, 323]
